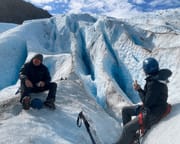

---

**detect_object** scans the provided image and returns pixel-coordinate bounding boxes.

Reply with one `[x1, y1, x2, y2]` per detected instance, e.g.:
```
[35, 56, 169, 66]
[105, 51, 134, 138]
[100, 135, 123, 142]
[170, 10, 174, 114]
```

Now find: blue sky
[25, 0, 180, 17]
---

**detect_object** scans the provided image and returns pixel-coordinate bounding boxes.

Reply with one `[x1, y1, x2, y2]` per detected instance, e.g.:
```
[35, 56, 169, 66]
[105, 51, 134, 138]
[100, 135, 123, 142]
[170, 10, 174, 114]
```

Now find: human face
[32, 58, 41, 66]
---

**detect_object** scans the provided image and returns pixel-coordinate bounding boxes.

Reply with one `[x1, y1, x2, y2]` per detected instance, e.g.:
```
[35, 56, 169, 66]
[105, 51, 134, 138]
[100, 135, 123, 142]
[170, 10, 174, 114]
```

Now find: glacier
[0, 9, 180, 144]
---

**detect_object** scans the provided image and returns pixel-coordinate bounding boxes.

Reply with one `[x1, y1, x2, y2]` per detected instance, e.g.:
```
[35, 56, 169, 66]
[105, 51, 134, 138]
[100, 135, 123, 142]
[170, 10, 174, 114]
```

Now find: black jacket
[138, 69, 172, 117]
[19, 59, 51, 85]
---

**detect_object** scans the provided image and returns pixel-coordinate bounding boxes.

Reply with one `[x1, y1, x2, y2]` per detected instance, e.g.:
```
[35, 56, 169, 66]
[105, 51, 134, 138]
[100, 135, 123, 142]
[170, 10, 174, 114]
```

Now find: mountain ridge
[0, 0, 51, 24]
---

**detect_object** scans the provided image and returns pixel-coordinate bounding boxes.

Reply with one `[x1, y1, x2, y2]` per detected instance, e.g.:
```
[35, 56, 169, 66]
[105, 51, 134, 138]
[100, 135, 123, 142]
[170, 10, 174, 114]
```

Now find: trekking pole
[77, 111, 96, 144]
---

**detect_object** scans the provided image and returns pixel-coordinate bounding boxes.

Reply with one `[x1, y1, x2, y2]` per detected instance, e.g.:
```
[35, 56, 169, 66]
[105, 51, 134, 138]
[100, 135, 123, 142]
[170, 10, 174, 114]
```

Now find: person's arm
[138, 88, 146, 102]
[42, 66, 51, 85]
[19, 63, 33, 88]
[133, 80, 145, 102]
[19, 63, 28, 81]
[143, 81, 159, 108]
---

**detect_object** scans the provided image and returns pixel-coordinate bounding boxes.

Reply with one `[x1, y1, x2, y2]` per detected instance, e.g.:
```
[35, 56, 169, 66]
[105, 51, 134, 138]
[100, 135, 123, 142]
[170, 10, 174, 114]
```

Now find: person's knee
[50, 82, 57, 89]
[122, 106, 129, 115]
[122, 107, 126, 113]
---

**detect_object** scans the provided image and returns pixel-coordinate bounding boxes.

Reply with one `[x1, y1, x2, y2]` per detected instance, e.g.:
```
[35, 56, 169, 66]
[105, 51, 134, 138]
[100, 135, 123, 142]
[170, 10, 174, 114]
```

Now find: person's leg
[122, 105, 140, 125]
[42, 82, 57, 109]
[20, 81, 33, 109]
[32, 82, 57, 101]
[117, 117, 140, 144]
[46, 82, 57, 101]
[20, 81, 32, 103]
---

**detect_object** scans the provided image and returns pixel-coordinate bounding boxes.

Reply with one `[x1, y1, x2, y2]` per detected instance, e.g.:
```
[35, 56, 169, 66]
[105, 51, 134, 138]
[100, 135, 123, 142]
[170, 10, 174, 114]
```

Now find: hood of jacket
[146, 69, 172, 84]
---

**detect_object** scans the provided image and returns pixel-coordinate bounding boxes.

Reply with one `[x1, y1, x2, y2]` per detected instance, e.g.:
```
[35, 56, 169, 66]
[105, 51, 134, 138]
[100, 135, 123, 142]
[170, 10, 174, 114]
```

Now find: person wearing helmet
[116, 57, 172, 144]
[19, 54, 57, 110]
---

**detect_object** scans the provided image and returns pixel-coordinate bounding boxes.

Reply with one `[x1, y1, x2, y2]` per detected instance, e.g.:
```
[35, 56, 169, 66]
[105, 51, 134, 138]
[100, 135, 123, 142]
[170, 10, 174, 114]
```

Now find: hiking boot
[22, 96, 31, 110]
[44, 99, 56, 110]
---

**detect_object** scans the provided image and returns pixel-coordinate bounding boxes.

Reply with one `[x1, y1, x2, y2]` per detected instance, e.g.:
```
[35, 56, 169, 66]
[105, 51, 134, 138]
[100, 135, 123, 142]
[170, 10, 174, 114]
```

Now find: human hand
[37, 81, 45, 87]
[133, 80, 141, 91]
[25, 79, 33, 88]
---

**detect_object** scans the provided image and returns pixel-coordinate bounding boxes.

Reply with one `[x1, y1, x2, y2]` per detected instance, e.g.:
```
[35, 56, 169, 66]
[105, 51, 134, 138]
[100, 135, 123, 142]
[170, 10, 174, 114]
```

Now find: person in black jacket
[116, 57, 172, 144]
[19, 54, 57, 110]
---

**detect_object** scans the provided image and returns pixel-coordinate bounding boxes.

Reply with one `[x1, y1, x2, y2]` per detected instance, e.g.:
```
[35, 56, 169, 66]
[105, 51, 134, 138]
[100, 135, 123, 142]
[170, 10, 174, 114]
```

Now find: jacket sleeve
[141, 81, 159, 108]
[138, 88, 146, 102]
[43, 66, 51, 84]
[19, 63, 29, 81]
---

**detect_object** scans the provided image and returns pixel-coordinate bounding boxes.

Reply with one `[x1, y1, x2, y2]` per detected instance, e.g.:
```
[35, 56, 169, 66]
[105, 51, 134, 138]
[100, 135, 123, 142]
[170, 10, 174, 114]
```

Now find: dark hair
[32, 54, 43, 62]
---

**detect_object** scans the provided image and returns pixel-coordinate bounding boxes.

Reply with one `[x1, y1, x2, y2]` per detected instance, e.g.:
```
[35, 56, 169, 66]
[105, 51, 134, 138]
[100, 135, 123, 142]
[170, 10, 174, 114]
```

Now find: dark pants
[20, 81, 57, 103]
[117, 105, 141, 144]
[117, 105, 160, 144]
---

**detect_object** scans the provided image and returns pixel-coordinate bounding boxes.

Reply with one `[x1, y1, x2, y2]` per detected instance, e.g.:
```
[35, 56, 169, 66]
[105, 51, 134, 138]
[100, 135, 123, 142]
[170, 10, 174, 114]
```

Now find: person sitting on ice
[19, 53, 57, 110]
[116, 57, 172, 144]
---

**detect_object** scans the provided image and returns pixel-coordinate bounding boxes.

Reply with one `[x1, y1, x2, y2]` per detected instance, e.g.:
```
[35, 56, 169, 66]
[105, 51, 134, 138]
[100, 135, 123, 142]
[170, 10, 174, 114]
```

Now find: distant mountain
[0, 0, 52, 24]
